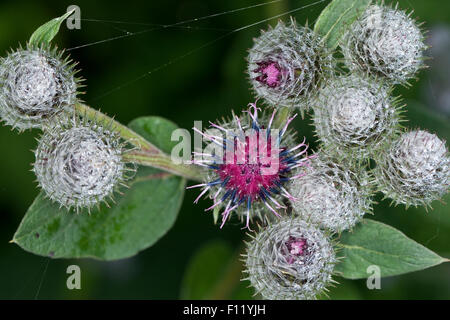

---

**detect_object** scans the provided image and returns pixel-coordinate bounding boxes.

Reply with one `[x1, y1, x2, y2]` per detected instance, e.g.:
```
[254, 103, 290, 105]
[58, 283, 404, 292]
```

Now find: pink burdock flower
[284, 236, 307, 265]
[254, 61, 286, 88]
[188, 103, 312, 229]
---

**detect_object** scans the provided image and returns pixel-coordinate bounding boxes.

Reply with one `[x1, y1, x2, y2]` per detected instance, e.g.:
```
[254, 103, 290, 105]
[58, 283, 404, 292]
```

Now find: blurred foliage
[180, 240, 252, 300]
[0, 0, 448, 299]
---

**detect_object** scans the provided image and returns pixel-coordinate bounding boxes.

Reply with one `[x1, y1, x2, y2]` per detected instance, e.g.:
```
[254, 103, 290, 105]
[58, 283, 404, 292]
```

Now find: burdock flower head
[243, 217, 336, 300]
[342, 4, 426, 85]
[0, 44, 81, 130]
[373, 130, 449, 208]
[313, 74, 402, 158]
[33, 116, 133, 212]
[288, 154, 373, 232]
[247, 18, 333, 112]
[189, 103, 313, 229]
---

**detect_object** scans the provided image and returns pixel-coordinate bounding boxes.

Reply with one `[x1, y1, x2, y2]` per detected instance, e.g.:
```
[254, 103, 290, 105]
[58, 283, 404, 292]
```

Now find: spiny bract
[244, 217, 336, 300]
[312, 73, 402, 158]
[0, 44, 81, 130]
[33, 116, 133, 212]
[189, 103, 313, 229]
[288, 153, 373, 232]
[373, 130, 449, 208]
[247, 18, 334, 112]
[341, 4, 426, 85]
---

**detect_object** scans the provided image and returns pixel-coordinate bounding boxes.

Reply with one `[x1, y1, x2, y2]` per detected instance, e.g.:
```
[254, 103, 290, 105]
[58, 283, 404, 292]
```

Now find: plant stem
[74, 103, 204, 182]
[123, 151, 203, 182]
[74, 103, 159, 153]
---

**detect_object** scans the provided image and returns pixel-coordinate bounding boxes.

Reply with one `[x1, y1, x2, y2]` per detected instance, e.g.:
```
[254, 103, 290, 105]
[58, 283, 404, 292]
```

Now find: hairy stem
[74, 103, 204, 182]
[74, 103, 160, 153]
[123, 151, 203, 182]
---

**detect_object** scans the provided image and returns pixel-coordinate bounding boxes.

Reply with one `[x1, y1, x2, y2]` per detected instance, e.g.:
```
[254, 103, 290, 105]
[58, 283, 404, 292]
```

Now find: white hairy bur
[247, 18, 334, 112]
[313, 74, 402, 158]
[288, 155, 373, 232]
[244, 218, 336, 300]
[0, 44, 80, 130]
[342, 4, 426, 85]
[33, 117, 133, 212]
[374, 130, 449, 208]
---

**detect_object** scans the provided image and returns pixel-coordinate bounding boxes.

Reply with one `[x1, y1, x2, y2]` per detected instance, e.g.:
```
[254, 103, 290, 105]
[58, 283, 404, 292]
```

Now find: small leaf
[29, 9, 75, 46]
[180, 241, 251, 300]
[13, 117, 186, 260]
[335, 219, 448, 279]
[314, 0, 372, 49]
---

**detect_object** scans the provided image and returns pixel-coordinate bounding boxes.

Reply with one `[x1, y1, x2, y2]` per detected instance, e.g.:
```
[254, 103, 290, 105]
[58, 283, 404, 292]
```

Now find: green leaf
[335, 219, 448, 279]
[180, 241, 252, 300]
[29, 9, 75, 46]
[314, 0, 372, 49]
[128, 116, 177, 154]
[12, 117, 186, 260]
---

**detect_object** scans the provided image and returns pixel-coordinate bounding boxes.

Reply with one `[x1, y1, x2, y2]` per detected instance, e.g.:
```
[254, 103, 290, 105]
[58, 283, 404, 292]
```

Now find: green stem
[74, 103, 159, 153]
[74, 103, 204, 182]
[123, 151, 203, 182]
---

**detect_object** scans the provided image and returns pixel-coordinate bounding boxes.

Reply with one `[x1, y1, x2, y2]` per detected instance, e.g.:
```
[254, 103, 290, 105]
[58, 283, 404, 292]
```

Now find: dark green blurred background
[0, 0, 449, 299]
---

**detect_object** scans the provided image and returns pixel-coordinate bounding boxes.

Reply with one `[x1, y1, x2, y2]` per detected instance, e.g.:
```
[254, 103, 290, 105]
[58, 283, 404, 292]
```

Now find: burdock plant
[244, 218, 336, 300]
[312, 73, 403, 159]
[33, 116, 134, 212]
[341, 3, 427, 85]
[0, 44, 81, 130]
[2, 0, 449, 301]
[189, 103, 314, 228]
[288, 153, 373, 233]
[373, 130, 449, 208]
[247, 18, 334, 113]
